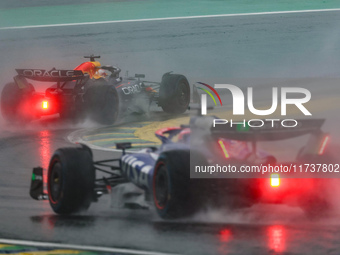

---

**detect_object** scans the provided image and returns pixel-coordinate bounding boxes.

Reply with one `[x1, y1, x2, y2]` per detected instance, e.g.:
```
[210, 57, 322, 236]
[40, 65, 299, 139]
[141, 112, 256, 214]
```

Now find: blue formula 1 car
[29, 115, 333, 219]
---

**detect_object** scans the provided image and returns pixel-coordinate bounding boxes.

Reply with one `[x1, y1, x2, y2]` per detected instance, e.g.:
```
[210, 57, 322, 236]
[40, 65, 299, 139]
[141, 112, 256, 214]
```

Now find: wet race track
[1, 2, 340, 254]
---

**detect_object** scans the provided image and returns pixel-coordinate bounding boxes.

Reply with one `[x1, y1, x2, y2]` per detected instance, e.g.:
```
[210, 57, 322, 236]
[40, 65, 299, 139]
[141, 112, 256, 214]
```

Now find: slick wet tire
[153, 150, 204, 219]
[84, 84, 119, 125]
[1, 82, 35, 123]
[48, 147, 95, 214]
[159, 74, 190, 114]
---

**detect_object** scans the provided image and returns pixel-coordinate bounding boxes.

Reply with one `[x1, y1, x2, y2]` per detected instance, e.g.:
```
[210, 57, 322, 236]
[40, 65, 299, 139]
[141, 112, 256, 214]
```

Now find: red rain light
[270, 173, 280, 187]
[42, 101, 48, 109]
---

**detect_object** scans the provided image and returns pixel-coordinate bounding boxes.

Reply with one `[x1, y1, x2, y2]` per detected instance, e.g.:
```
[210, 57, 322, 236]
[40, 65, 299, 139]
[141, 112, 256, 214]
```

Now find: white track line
[1, 8, 340, 30]
[0, 238, 179, 255]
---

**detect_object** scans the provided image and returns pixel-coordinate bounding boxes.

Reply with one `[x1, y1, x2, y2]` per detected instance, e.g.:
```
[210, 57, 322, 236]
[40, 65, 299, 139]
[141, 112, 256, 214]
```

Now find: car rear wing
[209, 118, 329, 156]
[16, 69, 85, 82]
[211, 119, 325, 141]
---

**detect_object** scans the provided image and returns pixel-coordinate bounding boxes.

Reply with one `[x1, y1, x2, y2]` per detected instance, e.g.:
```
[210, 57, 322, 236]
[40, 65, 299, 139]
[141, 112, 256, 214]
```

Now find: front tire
[159, 74, 190, 114]
[153, 150, 202, 219]
[48, 147, 95, 214]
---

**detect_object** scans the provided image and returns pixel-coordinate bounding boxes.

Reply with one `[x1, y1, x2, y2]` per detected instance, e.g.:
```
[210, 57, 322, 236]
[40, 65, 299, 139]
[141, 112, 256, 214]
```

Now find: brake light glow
[270, 173, 280, 187]
[42, 101, 48, 109]
[318, 135, 329, 155]
[218, 139, 230, 158]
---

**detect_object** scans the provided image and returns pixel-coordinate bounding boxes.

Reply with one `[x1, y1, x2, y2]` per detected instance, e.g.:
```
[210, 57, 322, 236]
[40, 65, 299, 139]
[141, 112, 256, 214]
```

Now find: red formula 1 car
[1, 55, 191, 124]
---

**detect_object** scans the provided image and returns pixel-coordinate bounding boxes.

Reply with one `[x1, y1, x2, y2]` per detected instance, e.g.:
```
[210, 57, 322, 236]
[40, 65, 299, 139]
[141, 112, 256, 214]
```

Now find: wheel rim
[153, 163, 169, 210]
[177, 81, 190, 107]
[48, 161, 62, 204]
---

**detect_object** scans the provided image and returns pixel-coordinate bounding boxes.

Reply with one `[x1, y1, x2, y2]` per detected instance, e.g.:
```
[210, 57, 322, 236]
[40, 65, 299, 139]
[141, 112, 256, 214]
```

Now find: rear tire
[84, 84, 119, 125]
[159, 74, 190, 114]
[1, 82, 35, 123]
[59, 95, 85, 123]
[48, 147, 95, 214]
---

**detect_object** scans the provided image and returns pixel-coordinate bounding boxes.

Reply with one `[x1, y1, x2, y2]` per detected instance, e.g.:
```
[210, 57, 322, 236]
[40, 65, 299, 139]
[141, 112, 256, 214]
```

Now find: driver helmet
[93, 68, 108, 79]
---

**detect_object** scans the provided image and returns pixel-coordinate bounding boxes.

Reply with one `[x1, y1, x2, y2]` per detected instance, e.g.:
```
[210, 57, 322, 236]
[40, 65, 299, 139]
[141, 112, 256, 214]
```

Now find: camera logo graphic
[196, 82, 223, 115]
[197, 83, 311, 117]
